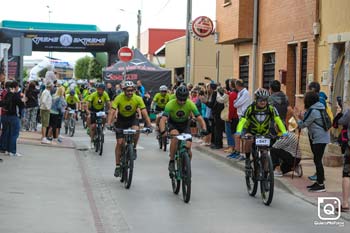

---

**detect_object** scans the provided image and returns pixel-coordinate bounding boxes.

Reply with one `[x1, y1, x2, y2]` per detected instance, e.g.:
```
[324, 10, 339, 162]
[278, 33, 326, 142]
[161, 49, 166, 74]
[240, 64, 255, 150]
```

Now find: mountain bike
[169, 133, 192, 203]
[154, 111, 169, 152]
[65, 108, 76, 137]
[116, 127, 151, 189]
[243, 134, 277, 206]
[93, 111, 106, 156]
[81, 110, 87, 129]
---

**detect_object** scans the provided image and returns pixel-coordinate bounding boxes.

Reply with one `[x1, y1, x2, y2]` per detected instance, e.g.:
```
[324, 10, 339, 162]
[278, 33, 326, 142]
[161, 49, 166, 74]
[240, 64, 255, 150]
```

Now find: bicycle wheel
[158, 134, 163, 149]
[245, 153, 258, 197]
[120, 146, 125, 183]
[162, 136, 167, 152]
[82, 114, 87, 129]
[181, 152, 191, 203]
[260, 151, 274, 206]
[171, 156, 181, 194]
[124, 144, 134, 189]
[99, 133, 104, 156]
[95, 128, 100, 153]
[69, 118, 75, 137]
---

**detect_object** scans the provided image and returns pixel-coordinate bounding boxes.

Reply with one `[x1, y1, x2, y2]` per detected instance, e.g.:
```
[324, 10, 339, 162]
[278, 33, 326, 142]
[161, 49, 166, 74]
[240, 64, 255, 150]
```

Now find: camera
[217, 87, 225, 95]
[336, 96, 342, 108]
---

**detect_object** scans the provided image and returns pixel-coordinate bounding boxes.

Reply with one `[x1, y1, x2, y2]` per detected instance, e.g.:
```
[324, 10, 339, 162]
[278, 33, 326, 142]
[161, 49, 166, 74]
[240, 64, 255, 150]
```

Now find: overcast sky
[2, 0, 215, 62]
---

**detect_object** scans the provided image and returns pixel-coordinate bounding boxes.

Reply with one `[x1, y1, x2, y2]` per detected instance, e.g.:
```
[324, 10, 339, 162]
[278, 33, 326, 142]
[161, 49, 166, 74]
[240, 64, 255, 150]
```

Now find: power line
[155, 0, 171, 16]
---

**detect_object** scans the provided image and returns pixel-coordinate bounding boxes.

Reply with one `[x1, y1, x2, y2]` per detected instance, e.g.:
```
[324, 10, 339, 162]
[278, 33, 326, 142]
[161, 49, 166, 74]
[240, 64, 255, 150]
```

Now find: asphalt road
[71, 123, 348, 233]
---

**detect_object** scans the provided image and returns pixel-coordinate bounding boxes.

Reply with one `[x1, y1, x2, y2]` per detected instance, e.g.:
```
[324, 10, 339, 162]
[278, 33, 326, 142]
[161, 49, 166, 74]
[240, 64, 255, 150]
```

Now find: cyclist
[234, 88, 288, 169]
[151, 85, 170, 128]
[107, 81, 152, 178]
[87, 83, 110, 149]
[64, 89, 80, 122]
[158, 85, 208, 175]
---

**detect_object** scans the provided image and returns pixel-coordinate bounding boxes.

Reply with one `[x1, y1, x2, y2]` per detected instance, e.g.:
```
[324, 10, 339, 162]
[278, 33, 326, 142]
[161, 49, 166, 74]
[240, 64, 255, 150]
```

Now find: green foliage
[37, 68, 48, 78]
[23, 69, 29, 78]
[88, 58, 103, 81]
[75, 56, 92, 79]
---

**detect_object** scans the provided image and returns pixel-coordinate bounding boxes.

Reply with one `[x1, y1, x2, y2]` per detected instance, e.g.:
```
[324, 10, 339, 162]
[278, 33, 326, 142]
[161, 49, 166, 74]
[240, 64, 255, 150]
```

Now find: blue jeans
[0, 115, 8, 151]
[225, 121, 234, 147]
[6, 116, 20, 154]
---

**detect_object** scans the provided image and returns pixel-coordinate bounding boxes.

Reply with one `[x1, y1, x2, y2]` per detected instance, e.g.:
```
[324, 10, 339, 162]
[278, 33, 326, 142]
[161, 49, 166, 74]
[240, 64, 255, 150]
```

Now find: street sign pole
[185, 0, 192, 84]
[117, 47, 134, 82]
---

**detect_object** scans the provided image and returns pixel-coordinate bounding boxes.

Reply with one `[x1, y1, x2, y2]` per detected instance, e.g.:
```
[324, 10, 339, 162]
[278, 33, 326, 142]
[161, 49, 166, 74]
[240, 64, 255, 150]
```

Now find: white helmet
[124, 81, 135, 88]
[159, 85, 168, 91]
[254, 88, 270, 99]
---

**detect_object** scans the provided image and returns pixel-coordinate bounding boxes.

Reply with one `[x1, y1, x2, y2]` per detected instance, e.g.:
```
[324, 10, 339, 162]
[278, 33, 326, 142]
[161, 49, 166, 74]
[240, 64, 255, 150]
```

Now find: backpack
[315, 109, 332, 131]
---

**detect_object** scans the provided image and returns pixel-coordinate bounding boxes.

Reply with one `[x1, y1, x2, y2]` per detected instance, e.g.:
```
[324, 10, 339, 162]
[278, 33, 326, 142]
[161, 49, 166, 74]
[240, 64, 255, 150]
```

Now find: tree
[88, 58, 103, 81]
[75, 56, 92, 79]
[37, 68, 48, 78]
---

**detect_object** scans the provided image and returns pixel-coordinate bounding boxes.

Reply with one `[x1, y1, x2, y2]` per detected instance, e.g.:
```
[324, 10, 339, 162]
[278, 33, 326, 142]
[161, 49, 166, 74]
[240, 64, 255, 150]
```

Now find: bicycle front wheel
[162, 136, 167, 152]
[181, 152, 191, 203]
[171, 157, 181, 194]
[98, 133, 104, 156]
[245, 154, 258, 197]
[69, 118, 75, 137]
[260, 151, 274, 206]
[124, 144, 134, 189]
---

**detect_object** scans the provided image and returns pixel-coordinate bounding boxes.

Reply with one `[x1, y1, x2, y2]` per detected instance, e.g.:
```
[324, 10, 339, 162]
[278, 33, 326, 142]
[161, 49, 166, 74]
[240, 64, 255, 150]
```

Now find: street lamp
[46, 5, 53, 58]
[119, 8, 142, 50]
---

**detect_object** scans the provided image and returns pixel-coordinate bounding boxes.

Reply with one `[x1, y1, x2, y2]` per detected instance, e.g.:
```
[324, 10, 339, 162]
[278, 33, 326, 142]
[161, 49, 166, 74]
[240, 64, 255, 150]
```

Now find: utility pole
[137, 9, 142, 50]
[185, 0, 192, 84]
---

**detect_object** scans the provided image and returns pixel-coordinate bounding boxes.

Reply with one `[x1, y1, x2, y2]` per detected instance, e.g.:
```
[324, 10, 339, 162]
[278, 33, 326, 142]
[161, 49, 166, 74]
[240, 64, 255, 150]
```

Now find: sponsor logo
[32, 37, 59, 45]
[60, 34, 73, 47]
[125, 105, 132, 111]
[176, 110, 185, 118]
[191, 16, 214, 38]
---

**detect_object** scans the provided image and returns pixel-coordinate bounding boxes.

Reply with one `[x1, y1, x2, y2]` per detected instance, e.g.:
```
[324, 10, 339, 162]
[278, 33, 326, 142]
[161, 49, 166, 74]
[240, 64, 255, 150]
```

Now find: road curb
[18, 139, 76, 149]
[194, 146, 350, 221]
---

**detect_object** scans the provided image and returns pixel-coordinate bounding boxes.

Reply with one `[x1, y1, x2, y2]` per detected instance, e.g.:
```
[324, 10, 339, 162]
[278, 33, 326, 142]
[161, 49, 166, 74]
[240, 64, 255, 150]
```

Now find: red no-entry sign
[118, 47, 134, 62]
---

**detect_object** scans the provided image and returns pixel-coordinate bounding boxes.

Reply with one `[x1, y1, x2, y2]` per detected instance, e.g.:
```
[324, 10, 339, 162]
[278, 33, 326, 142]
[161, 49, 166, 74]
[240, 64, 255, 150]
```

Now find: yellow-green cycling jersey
[163, 99, 200, 123]
[169, 93, 176, 101]
[88, 91, 110, 111]
[111, 92, 146, 117]
[152, 92, 170, 109]
[236, 103, 287, 135]
[65, 94, 80, 105]
[66, 86, 81, 96]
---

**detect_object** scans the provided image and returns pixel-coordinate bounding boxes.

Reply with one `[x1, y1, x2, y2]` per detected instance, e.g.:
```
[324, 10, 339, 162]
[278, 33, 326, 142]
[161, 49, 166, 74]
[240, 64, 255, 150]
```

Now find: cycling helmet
[176, 85, 189, 101]
[124, 81, 135, 89]
[89, 88, 96, 94]
[96, 83, 105, 90]
[63, 81, 69, 88]
[159, 85, 168, 92]
[70, 90, 75, 95]
[254, 88, 270, 100]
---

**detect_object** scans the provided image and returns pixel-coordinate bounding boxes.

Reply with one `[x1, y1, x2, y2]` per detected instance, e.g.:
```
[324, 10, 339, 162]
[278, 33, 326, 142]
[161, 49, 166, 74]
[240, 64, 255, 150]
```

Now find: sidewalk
[18, 131, 75, 149]
[193, 142, 350, 221]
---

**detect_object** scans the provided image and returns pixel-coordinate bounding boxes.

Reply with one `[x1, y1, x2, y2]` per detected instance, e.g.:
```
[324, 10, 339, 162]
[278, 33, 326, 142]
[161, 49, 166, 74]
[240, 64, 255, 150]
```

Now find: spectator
[143, 91, 153, 114]
[44, 70, 56, 86]
[39, 82, 53, 144]
[297, 91, 330, 192]
[271, 121, 302, 177]
[24, 81, 39, 131]
[269, 80, 291, 123]
[136, 80, 145, 97]
[199, 84, 211, 146]
[234, 80, 251, 118]
[48, 87, 65, 144]
[217, 79, 232, 152]
[106, 82, 115, 100]
[206, 82, 224, 149]
[0, 80, 10, 153]
[1, 81, 24, 156]
[334, 101, 350, 212]
[187, 83, 193, 92]
[227, 79, 240, 157]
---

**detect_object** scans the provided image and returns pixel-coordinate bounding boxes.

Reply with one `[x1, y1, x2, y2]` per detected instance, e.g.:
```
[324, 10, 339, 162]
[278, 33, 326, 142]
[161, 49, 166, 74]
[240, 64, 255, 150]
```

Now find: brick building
[216, 0, 318, 107]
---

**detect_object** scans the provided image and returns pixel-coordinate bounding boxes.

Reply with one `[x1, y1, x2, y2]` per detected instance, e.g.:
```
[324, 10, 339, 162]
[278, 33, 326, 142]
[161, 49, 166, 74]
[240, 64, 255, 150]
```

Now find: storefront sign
[191, 16, 214, 38]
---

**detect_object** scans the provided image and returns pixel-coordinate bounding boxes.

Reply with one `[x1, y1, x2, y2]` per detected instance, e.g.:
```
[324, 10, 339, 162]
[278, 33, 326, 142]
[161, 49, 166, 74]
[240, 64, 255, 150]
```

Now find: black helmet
[176, 85, 189, 101]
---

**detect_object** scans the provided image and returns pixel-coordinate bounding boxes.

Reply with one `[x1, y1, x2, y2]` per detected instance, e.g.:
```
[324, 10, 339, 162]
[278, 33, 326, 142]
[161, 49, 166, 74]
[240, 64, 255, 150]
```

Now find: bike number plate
[123, 129, 136, 135]
[69, 110, 75, 114]
[96, 111, 106, 117]
[176, 133, 192, 141]
[255, 138, 270, 146]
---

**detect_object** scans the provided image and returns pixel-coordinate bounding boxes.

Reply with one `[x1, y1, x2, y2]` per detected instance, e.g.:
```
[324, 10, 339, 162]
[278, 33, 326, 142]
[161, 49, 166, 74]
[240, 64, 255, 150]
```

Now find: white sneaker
[9, 152, 23, 157]
[58, 135, 64, 140]
[90, 142, 95, 149]
[294, 164, 303, 177]
[41, 138, 51, 144]
[274, 170, 283, 177]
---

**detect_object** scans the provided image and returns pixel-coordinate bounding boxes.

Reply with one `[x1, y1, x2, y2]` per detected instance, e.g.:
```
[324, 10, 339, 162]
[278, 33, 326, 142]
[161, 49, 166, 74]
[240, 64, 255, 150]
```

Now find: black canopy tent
[103, 49, 171, 93]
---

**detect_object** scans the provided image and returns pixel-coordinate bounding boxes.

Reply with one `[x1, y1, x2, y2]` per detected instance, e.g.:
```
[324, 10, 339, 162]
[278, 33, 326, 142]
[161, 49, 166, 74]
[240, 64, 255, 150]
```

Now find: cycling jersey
[66, 94, 79, 104]
[153, 92, 170, 109]
[169, 93, 176, 101]
[111, 92, 145, 117]
[163, 99, 200, 123]
[66, 86, 81, 96]
[236, 103, 287, 135]
[82, 89, 89, 100]
[88, 91, 110, 111]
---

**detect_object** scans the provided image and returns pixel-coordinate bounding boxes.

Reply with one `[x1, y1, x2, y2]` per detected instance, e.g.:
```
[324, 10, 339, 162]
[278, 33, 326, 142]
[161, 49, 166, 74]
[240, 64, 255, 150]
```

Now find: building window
[239, 56, 249, 89]
[263, 53, 275, 89]
[300, 42, 308, 94]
